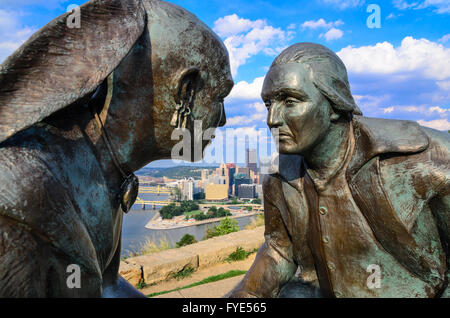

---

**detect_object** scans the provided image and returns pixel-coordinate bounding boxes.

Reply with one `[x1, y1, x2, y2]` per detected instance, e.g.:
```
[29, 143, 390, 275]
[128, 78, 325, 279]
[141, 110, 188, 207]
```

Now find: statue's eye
[264, 100, 272, 109]
[285, 98, 298, 106]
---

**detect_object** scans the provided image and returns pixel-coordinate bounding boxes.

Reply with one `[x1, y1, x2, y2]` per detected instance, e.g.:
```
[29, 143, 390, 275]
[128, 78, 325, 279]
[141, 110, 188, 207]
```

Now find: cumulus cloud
[214, 14, 291, 77]
[226, 76, 265, 102]
[417, 119, 450, 130]
[439, 34, 450, 43]
[337, 36, 450, 80]
[213, 14, 265, 38]
[301, 18, 344, 30]
[320, 28, 344, 41]
[393, 0, 450, 14]
[226, 102, 266, 126]
[0, 10, 37, 63]
[337, 37, 449, 129]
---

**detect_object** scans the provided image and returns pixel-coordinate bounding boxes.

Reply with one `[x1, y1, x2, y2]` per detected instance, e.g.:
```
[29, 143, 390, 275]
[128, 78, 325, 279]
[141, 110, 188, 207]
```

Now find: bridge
[135, 185, 175, 209]
[138, 185, 172, 195]
[135, 197, 174, 209]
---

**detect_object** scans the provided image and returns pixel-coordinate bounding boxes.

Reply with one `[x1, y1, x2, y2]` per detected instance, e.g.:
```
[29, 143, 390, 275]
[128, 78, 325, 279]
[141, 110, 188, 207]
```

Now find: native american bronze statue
[0, 0, 233, 297]
[230, 43, 449, 298]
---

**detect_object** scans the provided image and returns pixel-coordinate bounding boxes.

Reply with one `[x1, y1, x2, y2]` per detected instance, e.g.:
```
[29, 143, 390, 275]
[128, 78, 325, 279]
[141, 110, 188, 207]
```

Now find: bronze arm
[229, 180, 298, 298]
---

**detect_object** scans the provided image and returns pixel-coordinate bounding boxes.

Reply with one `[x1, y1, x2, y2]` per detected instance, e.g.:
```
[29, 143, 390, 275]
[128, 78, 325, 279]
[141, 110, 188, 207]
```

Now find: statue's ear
[314, 72, 363, 116]
[173, 67, 202, 105]
[0, 0, 147, 143]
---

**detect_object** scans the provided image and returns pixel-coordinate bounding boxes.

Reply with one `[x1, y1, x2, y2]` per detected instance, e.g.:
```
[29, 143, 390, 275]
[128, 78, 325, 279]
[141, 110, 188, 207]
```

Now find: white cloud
[337, 36, 450, 80]
[213, 14, 265, 38]
[301, 18, 344, 30]
[417, 119, 450, 130]
[214, 14, 290, 77]
[321, 0, 365, 9]
[386, 12, 404, 19]
[437, 80, 450, 90]
[383, 106, 395, 113]
[227, 112, 265, 126]
[429, 106, 448, 114]
[393, 0, 450, 14]
[439, 34, 450, 43]
[0, 10, 36, 63]
[226, 76, 265, 102]
[321, 28, 344, 41]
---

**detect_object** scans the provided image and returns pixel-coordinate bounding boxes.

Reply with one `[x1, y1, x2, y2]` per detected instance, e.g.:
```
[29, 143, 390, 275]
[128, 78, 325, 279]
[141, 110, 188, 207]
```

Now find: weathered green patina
[0, 0, 232, 297]
[230, 43, 449, 298]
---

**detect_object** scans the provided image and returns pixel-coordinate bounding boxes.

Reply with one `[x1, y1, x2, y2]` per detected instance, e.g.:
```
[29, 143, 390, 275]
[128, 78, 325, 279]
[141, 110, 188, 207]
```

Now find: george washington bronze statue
[230, 43, 449, 298]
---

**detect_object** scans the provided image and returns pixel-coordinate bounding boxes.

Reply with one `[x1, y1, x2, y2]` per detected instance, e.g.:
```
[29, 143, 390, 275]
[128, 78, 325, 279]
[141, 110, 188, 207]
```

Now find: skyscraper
[246, 148, 258, 174]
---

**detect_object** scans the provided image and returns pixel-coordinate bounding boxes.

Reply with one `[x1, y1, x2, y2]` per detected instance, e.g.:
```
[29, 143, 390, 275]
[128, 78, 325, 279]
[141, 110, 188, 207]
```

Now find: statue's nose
[218, 102, 226, 127]
[267, 102, 283, 128]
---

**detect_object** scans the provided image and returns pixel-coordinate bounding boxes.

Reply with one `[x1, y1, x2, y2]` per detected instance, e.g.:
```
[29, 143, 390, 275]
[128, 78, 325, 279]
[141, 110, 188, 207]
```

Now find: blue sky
[0, 0, 449, 167]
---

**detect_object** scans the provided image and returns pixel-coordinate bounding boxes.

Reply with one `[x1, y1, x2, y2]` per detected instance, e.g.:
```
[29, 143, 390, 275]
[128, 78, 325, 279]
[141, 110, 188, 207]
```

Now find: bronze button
[322, 236, 329, 244]
[328, 261, 336, 272]
[319, 206, 328, 215]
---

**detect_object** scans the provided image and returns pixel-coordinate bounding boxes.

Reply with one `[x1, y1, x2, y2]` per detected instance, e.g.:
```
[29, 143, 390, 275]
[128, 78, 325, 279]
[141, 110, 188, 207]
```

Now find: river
[121, 193, 256, 257]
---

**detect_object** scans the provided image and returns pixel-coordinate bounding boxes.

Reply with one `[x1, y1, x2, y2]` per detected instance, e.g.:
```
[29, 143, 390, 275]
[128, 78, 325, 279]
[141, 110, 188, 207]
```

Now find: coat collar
[271, 116, 430, 189]
[347, 116, 429, 176]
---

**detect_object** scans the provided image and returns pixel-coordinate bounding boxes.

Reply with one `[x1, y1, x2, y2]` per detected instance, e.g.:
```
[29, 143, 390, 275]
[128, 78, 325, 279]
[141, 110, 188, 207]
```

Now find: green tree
[208, 206, 217, 213]
[160, 203, 183, 219]
[217, 207, 231, 217]
[176, 234, 198, 248]
[204, 217, 239, 239]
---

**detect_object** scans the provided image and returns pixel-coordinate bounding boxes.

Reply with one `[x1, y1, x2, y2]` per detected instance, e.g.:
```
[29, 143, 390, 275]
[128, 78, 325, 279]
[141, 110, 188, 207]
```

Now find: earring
[170, 100, 192, 129]
[330, 113, 340, 122]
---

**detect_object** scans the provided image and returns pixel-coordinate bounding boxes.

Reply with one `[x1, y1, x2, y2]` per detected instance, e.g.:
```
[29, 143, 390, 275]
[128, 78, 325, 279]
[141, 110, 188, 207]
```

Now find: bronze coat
[232, 116, 449, 298]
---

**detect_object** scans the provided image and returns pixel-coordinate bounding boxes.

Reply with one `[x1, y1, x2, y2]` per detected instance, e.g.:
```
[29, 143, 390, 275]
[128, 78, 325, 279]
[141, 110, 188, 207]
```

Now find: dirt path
[140, 253, 256, 296]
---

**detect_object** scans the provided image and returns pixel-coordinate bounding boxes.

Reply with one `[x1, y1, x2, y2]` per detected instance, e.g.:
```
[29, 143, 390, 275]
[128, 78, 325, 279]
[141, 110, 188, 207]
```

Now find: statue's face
[147, 40, 233, 160]
[262, 63, 332, 155]
[194, 63, 234, 153]
[196, 64, 234, 132]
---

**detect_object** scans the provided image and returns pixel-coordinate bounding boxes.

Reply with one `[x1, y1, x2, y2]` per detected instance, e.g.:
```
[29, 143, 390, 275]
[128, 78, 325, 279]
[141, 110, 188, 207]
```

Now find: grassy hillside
[136, 166, 218, 179]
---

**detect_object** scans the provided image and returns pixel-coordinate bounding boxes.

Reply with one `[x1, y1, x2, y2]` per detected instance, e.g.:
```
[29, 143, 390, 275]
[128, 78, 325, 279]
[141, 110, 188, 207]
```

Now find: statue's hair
[271, 43, 362, 116]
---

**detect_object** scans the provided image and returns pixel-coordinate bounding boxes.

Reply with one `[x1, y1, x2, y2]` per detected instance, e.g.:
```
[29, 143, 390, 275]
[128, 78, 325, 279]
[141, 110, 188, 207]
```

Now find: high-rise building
[226, 163, 236, 195]
[181, 178, 195, 201]
[205, 184, 229, 201]
[238, 184, 256, 199]
[201, 169, 209, 182]
[246, 148, 258, 174]
[237, 167, 249, 178]
[234, 176, 251, 197]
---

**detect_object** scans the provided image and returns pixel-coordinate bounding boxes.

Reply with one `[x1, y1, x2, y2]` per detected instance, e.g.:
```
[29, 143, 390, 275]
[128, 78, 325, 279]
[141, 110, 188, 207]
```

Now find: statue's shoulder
[0, 137, 100, 273]
[352, 116, 431, 155]
[352, 115, 449, 164]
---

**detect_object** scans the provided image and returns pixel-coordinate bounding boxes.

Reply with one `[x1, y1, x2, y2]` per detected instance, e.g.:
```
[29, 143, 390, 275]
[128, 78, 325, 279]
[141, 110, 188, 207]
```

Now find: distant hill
[136, 166, 218, 179]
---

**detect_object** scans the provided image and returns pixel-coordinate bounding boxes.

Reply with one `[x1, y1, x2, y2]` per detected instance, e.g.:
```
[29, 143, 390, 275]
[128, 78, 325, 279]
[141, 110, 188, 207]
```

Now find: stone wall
[119, 227, 265, 286]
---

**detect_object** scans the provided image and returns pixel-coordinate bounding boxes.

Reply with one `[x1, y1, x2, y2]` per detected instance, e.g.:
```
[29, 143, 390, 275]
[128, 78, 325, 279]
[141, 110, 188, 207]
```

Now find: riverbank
[145, 211, 261, 230]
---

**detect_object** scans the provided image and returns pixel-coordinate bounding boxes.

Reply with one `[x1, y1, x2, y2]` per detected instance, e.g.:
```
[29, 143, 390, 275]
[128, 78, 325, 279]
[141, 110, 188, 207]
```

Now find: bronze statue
[230, 43, 449, 298]
[0, 0, 233, 297]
